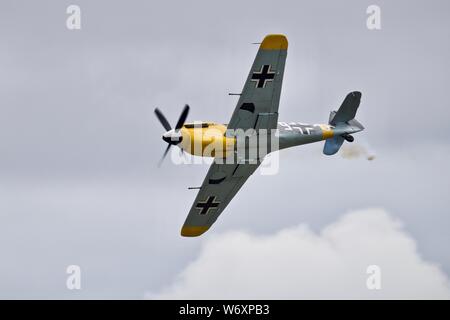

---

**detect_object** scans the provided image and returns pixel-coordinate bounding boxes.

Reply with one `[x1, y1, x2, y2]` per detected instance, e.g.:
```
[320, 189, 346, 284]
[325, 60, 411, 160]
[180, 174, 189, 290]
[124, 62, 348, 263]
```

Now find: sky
[0, 0, 450, 299]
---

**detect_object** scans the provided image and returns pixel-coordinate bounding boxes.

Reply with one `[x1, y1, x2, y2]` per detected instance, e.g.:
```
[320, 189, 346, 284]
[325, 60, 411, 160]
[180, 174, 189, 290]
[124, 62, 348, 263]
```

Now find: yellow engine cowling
[179, 123, 235, 158]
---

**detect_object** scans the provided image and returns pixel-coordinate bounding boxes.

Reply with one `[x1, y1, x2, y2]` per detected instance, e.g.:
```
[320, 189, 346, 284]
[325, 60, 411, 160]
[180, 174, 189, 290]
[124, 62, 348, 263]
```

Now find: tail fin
[329, 91, 361, 125]
[323, 91, 364, 156]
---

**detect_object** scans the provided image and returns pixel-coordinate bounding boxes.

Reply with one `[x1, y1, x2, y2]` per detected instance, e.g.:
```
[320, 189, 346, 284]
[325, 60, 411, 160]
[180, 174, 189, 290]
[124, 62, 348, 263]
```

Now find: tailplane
[323, 91, 364, 155]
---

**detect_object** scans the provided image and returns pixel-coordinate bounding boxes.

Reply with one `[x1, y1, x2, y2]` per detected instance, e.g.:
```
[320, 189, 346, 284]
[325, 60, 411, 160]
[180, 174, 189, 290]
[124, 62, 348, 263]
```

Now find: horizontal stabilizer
[323, 136, 345, 155]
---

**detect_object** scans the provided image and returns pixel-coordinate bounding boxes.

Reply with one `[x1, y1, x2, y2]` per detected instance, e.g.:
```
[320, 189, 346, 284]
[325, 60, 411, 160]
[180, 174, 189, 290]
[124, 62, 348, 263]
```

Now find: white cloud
[147, 208, 450, 299]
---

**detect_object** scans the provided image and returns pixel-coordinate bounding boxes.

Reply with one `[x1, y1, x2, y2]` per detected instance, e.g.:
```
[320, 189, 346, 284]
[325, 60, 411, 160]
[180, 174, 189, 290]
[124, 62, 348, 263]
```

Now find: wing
[181, 161, 260, 237]
[180, 34, 288, 237]
[226, 34, 288, 133]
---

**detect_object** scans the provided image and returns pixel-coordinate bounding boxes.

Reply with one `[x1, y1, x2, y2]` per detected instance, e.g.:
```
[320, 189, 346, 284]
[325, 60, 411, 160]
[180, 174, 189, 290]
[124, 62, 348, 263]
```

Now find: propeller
[158, 144, 172, 167]
[154, 104, 190, 166]
[154, 108, 171, 132]
[175, 105, 190, 130]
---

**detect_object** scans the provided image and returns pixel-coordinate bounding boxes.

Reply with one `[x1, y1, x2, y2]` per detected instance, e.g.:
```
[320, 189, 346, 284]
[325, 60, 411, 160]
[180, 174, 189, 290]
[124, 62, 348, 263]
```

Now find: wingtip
[260, 34, 288, 50]
[180, 225, 210, 237]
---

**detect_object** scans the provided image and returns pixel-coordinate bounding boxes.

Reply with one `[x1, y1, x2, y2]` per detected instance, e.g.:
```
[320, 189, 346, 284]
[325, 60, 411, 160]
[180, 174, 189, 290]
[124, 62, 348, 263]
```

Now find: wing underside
[181, 34, 288, 236]
[226, 34, 288, 134]
[181, 161, 260, 236]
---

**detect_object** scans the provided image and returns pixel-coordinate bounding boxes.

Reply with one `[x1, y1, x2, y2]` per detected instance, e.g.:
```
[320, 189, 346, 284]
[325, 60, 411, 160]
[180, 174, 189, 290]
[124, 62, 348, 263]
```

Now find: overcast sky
[1, 0, 450, 299]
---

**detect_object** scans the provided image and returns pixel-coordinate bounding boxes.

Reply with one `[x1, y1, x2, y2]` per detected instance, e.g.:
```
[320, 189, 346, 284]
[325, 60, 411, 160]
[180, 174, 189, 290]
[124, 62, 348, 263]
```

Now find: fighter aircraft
[154, 34, 364, 237]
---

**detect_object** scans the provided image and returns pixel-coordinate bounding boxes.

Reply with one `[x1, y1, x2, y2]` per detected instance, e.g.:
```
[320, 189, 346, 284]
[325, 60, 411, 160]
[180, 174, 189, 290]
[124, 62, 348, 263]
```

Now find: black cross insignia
[251, 64, 275, 88]
[196, 196, 220, 215]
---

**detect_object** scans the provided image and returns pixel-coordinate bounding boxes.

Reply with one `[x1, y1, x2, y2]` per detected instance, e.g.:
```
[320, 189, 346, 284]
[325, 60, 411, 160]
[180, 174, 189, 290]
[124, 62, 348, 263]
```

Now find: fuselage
[162, 120, 361, 160]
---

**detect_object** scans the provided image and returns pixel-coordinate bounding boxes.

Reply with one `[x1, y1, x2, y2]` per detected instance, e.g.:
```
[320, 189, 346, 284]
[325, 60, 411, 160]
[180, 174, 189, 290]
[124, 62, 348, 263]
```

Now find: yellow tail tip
[181, 225, 210, 237]
[260, 34, 288, 50]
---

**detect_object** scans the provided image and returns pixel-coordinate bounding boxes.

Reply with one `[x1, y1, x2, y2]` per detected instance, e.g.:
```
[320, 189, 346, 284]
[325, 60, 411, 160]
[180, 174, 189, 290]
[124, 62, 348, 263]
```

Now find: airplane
[154, 34, 364, 237]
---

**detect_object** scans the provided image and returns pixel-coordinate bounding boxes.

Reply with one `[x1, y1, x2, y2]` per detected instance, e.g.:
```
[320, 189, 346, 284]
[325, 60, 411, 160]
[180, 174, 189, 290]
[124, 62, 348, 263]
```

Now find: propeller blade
[154, 108, 172, 131]
[175, 104, 190, 131]
[158, 144, 172, 167]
